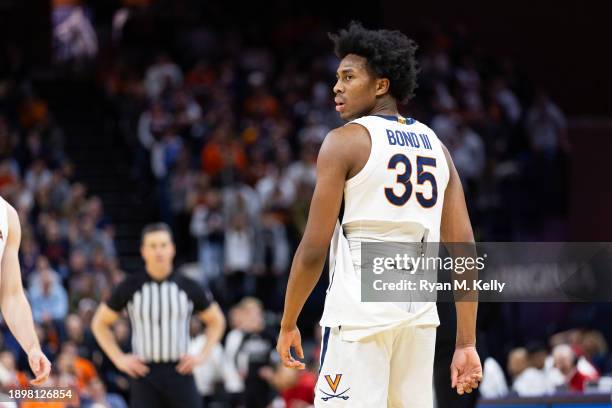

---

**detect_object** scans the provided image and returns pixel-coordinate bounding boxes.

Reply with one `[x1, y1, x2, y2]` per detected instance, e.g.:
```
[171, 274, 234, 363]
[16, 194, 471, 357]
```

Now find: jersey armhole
[345, 122, 377, 189]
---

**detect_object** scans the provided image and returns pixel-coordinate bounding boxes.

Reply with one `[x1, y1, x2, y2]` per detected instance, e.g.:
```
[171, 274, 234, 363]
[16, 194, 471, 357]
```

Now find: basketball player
[277, 22, 482, 407]
[0, 197, 51, 384]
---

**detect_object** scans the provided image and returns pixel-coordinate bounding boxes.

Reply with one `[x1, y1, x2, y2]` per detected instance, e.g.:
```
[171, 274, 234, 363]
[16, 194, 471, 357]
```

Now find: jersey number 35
[384, 154, 438, 208]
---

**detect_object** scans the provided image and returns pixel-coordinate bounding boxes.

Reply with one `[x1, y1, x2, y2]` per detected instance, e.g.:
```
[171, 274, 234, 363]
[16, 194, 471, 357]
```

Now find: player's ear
[375, 77, 390, 97]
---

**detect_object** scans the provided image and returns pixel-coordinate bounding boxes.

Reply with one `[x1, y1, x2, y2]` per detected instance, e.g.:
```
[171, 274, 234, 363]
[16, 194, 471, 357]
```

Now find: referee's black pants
[130, 363, 202, 408]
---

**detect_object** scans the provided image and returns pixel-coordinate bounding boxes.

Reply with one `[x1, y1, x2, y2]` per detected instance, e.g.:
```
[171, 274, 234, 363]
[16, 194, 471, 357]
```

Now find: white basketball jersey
[319, 115, 450, 340]
[0, 197, 8, 262]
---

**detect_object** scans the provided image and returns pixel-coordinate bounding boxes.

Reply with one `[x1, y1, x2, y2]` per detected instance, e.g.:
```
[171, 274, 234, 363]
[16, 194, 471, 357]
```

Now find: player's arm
[91, 303, 149, 378]
[0, 204, 51, 384]
[440, 144, 477, 347]
[440, 144, 482, 394]
[278, 127, 352, 367]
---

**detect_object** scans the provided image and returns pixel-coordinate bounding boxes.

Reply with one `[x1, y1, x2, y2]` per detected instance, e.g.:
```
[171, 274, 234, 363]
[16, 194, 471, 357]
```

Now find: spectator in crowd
[29, 264, 69, 324]
[56, 342, 98, 394]
[25, 158, 52, 193]
[259, 362, 316, 408]
[188, 318, 227, 406]
[507, 347, 552, 396]
[81, 377, 127, 408]
[224, 212, 256, 306]
[581, 330, 611, 375]
[41, 219, 69, 273]
[222, 178, 261, 227]
[48, 168, 71, 214]
[19, 235, 39, 278]
[0, 350, 22, 388]
[91, 320, 131, 402]
[432, 113, 485, 202]
[224, 298, 277, 408]
[68, 260, 111, 309]
[144, 54, 183, 101]
[200, 124, 247, 182]
[74, 217, 108, 259]
[254, 210, 290, 311]
[488, 78, 522, 125]
[52, 4, 98, 63]
[478, 357, 508, 399]
[256, 166, 296, 211]
[526, 90, 569, 157]
[65, 314, 98, 361]
[64, 182, 88, 219]
[552, 344, 599, 392]
[191, 188, 226, 287]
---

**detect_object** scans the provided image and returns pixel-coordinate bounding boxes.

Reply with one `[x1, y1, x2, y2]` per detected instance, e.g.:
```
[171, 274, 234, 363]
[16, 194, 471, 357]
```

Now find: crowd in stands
[480, 329, 612, 399]
[0, 1, 604, 407]
[0, 75, 128, 405]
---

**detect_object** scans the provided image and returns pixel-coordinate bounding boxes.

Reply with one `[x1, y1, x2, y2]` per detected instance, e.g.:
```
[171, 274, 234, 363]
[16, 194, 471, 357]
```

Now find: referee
[91, 223, 226, 408]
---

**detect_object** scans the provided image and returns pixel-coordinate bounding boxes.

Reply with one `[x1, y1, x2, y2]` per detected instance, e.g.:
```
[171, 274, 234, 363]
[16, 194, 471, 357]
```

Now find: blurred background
[0, 0, 610, 407]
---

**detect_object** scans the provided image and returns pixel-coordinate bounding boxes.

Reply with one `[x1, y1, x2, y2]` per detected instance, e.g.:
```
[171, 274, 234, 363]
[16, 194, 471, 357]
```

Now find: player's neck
[367, 97, 399, 118]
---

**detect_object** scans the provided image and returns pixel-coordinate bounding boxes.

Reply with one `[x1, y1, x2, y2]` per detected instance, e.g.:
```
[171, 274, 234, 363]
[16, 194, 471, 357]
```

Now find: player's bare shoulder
[0, 199, 20, 246]
[320, 123, 371, 179]
[438, 140, 458, 179]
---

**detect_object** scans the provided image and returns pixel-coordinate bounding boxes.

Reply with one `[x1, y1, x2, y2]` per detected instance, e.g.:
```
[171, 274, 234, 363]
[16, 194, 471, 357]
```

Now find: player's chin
[339, 109, 355, 122]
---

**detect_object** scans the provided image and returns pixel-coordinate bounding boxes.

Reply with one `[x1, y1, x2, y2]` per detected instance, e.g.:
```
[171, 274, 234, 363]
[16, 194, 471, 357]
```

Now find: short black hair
[141, 222, 173, 245]
[330, 21, 419, 104]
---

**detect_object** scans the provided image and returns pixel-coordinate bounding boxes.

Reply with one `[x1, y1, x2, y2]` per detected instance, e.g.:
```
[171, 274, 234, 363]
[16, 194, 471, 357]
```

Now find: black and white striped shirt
[106, 271, 213, 363]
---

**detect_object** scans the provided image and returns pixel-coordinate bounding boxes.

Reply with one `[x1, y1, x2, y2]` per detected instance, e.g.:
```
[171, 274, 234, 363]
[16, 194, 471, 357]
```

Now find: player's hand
[276, 325, 305, 369]
[27, 347, 51, 385]
[176, 354, 207, 375]
[450, 345, 482, 395]
[114, 353, 149, 378]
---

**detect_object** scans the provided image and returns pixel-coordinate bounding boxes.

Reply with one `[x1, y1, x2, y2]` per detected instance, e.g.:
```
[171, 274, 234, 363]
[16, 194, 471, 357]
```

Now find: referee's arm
[91, 303, 150, 378]
[176, 302, 225, 374]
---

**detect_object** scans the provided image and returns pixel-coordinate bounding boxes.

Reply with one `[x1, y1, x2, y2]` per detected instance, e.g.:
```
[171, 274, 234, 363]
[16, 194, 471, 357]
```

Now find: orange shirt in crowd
[73, 357, 98, 391]
[200, 141, 247, 176]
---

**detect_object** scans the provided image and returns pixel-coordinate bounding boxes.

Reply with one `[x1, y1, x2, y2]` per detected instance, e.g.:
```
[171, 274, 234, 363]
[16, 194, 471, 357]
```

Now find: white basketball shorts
[315, 324, 437, 408]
